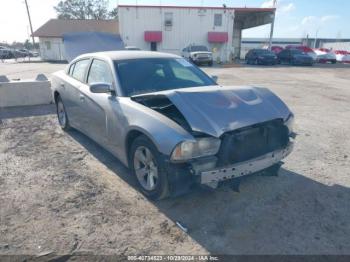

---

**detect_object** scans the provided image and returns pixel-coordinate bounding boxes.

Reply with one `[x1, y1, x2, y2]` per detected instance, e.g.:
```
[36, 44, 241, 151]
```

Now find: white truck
[181, 45, 213, 66]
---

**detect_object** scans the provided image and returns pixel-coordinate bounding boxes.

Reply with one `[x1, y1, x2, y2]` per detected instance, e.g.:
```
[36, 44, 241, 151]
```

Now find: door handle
[79, 94, 85, 101]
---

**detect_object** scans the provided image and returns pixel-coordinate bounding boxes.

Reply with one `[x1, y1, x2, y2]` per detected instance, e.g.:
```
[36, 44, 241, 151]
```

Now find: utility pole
[24, 0, 36, 47]
[268, 0, 277, 50]
[314, 29, 319, 48]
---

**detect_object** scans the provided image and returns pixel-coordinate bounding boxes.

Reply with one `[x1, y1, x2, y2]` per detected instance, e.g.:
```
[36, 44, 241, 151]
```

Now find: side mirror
[89, 83, 112, 94]
[211, 75, 218, 83]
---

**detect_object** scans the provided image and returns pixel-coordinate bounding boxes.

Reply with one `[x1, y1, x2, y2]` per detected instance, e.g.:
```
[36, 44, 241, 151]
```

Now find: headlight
[285, 114, 294, 134]
[171, 137, 221, 162]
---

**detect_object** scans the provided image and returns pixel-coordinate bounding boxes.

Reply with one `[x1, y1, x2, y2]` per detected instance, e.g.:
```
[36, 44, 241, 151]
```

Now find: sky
[1, 0, 349, 44]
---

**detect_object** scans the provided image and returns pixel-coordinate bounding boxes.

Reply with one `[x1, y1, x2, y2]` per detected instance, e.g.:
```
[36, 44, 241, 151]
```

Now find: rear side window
[71, 59, 90, 82]
[68, 63, 75, 75]
[87, 59, 113, 85]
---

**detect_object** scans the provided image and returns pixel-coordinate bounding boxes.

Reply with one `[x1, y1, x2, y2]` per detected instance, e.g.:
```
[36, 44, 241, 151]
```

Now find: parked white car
[181, 45, 213, 66]
[334, 50, 350, 63]
[314, 48, 337, 64]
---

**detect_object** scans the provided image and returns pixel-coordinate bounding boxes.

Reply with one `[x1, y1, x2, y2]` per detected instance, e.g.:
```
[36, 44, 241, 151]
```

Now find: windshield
[255, 49, 273, 55]
[114, 58, 217, 96]
[290, 49, 304, 55]
[190, 46, 209, 52]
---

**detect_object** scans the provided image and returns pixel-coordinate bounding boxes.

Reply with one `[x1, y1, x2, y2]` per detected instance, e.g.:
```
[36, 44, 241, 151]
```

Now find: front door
[79, 59, 114, 145]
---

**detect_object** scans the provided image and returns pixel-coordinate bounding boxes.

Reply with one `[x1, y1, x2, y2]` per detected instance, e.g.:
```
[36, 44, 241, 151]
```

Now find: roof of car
[76, 51, 180, 61]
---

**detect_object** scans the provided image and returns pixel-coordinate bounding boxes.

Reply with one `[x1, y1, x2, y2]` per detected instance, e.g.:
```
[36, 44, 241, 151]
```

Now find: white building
[32, 19, 119, 61]
[118, 5, 275, 62]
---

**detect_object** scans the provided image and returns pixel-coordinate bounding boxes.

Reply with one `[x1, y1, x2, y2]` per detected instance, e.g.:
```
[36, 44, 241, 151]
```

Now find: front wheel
[56, 96, 71, 131]
[130, 135, 170, 200]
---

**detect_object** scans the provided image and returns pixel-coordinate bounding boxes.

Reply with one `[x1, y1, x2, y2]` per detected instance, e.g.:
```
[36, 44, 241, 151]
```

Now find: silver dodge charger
[52, 51, 295, 199]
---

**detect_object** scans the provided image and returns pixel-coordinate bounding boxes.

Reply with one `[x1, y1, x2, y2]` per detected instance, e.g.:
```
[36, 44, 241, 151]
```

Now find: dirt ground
[1, 62, 350, 256]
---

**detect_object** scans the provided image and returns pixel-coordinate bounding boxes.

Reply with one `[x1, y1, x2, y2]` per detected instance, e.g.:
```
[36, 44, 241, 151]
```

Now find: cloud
[280, 3, 296, 13]
[302, 16, 317, 25]
[261, 0, 275, 8]
[321, 15, 339, 23]
[301, 15, 339, 26]
[261, 0, 296, 14]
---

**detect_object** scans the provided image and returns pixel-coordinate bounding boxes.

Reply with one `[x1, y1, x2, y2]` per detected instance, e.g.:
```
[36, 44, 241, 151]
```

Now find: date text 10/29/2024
[127, 255, 219, 261]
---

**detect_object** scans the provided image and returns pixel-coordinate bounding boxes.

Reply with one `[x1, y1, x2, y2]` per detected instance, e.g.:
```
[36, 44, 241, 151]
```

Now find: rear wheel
[130, 135, 170, 200]
[56, 95, 71, 131]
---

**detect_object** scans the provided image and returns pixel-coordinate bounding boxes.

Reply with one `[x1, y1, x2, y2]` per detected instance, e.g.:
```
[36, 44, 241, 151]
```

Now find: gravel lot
[1, 61, 350, 256]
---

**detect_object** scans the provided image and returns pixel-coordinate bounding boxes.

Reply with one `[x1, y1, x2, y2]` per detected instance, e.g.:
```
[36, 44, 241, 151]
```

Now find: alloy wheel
[133, 146, 159, 191]
[57, 100, 66, 127]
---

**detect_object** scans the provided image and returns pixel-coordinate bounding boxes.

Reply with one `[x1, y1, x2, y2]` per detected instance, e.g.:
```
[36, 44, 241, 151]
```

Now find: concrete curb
[0, 76, 52, 108]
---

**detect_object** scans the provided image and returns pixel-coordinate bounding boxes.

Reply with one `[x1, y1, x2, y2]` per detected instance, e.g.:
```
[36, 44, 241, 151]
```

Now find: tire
[129, 135, 170, 200]
[208, 61, 213, 66]
[56, 95, 71, 131]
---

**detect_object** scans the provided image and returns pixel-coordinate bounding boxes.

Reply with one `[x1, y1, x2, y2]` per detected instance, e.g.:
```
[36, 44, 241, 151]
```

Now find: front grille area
[216, 119, 289, 167]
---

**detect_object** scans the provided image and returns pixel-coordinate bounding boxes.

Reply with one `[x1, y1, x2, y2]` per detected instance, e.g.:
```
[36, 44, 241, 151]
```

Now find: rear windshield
[114, 58, 216, 96]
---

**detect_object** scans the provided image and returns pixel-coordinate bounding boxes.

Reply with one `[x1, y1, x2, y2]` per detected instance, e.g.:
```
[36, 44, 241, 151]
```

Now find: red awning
[208, 32, 228, 43]
[144, 31, 162, 42]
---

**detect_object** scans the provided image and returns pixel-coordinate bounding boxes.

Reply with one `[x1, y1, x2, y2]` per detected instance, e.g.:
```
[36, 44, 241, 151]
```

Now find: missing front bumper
[199, 142, 294, 184]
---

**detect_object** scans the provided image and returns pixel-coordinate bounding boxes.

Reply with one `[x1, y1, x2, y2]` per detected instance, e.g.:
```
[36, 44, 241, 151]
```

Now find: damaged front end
[131, 87, 295, 194]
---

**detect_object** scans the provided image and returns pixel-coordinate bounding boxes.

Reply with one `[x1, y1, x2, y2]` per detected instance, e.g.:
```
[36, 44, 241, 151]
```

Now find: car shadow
[67, 129, 350, 254]
[0, 104, 56, 120]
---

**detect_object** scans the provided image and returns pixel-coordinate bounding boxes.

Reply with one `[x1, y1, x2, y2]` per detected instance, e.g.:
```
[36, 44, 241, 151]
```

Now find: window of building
[87, 59, 113, 85]
[45, 41, 51, 50]
[71, 59, 90, 82]
[214, 14, 222, 26]
[164, 12, 173, 27]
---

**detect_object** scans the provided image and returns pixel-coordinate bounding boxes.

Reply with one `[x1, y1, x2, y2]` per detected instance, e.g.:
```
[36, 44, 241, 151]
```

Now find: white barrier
[0, 76, 52, 108]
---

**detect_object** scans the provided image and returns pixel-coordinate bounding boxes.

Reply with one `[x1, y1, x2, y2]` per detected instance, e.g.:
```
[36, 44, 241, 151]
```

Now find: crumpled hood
[135, 86, 292, 137]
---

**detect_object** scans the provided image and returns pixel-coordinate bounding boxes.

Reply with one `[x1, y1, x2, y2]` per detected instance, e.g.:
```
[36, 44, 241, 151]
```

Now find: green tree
[109, 7, 118, 19]
[54, 0, 109, 20]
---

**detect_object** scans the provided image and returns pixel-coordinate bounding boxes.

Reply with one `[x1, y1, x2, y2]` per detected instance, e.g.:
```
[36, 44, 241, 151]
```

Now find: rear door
[61, 59, 91, 130]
